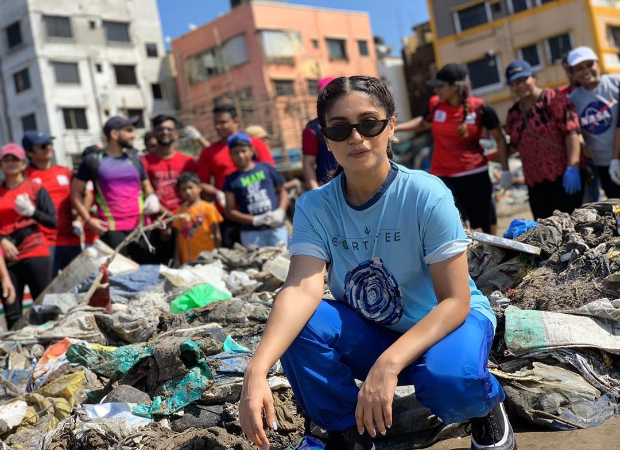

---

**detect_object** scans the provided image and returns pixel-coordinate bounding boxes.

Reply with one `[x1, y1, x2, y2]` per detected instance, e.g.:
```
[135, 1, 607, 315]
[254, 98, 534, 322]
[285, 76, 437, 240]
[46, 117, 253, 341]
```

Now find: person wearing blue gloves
[238, 76, 515, 450]
[505, 60, 584, 219]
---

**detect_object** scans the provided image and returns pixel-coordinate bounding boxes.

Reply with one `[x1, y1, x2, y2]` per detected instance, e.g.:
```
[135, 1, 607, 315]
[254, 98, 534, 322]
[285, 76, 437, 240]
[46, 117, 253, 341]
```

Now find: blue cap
[505, 60, 533, 84]
[227, 132, 252, 148]
[103, 116, 140, 137]
[22, 131, 54, 150]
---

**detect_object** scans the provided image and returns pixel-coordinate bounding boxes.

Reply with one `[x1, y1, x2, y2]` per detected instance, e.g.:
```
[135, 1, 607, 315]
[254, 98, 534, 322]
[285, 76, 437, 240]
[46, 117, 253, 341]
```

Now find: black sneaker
[470, 402, 517, 450]
[325, 426, 376, 450]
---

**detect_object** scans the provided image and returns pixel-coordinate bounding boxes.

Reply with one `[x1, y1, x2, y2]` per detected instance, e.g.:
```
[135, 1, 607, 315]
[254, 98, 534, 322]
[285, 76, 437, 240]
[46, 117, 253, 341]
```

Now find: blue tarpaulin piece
[79, 265, 163, 299]
[222, 336, 252, 353]
[503, 219, 539, 239]
[285, 436, 325, 449]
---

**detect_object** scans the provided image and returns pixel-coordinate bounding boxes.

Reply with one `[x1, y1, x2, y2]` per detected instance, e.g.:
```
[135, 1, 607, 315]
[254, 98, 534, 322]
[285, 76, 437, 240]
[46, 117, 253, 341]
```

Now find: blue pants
[240, 225, 288, 247]
[49, 245, 82, 276]
[280, 300, 504, 432]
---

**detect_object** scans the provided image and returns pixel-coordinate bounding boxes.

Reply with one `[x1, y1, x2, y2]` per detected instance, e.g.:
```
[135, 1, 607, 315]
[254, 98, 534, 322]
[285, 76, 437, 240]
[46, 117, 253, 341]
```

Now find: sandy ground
[427, 415, 620, 449]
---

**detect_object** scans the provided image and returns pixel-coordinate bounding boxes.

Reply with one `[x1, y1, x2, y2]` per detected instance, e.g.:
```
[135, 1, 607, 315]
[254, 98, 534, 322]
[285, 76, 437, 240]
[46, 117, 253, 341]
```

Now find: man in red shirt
[198, 104, 275, 247]
[23, 131, 82, 275]
[142, 114, 199, 265]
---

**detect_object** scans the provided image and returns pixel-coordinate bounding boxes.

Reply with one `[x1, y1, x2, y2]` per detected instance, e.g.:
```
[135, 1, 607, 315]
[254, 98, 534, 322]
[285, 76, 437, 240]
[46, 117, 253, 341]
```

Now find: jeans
[240, 225, 288, 247]
[280, 300, 504, 431]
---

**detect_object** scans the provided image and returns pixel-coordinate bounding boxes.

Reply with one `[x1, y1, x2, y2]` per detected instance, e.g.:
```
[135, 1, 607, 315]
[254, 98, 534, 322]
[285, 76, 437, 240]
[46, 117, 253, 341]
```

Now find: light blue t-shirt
[289, 163, 495, 333]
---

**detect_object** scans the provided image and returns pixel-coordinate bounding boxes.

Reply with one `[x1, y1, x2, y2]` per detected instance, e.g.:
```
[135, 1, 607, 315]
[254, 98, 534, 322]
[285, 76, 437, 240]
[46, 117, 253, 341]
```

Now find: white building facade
[0, 0, 170, 166]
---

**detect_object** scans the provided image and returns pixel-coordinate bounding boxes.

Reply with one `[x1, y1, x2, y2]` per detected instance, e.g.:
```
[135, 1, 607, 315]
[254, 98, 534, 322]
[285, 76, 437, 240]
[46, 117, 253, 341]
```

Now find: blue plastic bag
[285, 436, 325, 449]
[503, 219, 539, 239]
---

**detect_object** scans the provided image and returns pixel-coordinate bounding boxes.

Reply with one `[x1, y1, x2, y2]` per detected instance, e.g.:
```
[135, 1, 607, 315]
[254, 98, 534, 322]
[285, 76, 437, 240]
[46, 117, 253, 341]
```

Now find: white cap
[567, 46, 599, 67]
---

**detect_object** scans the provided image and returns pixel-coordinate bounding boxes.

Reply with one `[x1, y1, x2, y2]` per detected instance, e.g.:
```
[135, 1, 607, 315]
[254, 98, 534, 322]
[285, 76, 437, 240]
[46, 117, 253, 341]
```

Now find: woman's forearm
[246, 286, 322, 375]
[378, 296, 470, 373]
[565, 133, 581, 167]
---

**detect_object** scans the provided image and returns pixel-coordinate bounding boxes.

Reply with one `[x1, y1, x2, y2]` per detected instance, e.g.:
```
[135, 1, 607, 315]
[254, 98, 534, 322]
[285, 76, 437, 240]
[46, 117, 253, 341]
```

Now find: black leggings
[101, 230, 154, 265]
[528, 173, 584, 220]
[440, 171, 493, 233]
[4, 256, 53, 330]
[595, 165, 620, 200]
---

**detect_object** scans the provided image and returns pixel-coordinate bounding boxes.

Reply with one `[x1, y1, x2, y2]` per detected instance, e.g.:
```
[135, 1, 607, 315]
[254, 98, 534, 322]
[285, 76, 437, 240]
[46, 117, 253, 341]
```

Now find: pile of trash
[469, 201, 620, 431]
[3, 200, 620, 449]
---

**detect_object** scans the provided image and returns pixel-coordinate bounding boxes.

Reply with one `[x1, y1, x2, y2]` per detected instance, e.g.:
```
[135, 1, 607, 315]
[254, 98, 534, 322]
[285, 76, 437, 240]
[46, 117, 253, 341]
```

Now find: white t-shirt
[289, 163, 495, 333]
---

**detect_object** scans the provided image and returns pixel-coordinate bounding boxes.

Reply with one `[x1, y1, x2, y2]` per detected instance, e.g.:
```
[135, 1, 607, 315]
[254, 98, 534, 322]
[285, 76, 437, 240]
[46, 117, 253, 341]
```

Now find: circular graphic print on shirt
[580, 100, 614, 135]
[343, 256, 404, 326]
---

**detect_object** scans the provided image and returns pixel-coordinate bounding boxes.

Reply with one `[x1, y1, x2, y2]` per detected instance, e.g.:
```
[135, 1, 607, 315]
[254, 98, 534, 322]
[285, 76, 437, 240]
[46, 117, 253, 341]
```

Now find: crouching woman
[239, 76, 516, 450]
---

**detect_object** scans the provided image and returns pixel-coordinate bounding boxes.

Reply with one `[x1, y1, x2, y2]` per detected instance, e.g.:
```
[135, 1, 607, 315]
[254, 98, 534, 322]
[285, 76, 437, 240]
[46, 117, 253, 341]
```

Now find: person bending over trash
[172, 172, 223, 265]
[238, 76, 516, 450]
[222, 133, 289, 248]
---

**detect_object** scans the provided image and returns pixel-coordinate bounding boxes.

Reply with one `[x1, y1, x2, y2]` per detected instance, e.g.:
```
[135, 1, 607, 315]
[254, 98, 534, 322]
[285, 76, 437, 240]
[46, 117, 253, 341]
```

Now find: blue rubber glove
[562, 167, 581, 195]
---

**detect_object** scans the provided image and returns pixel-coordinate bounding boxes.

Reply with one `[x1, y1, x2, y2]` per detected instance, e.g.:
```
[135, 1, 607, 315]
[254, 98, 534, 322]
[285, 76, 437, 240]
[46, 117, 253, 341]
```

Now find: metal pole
[87, 54, 104, 136]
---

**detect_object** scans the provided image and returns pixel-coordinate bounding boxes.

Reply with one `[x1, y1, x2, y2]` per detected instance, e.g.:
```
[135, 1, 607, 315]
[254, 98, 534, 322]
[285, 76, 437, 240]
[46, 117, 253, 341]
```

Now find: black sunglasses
[321, 119, 390, 142]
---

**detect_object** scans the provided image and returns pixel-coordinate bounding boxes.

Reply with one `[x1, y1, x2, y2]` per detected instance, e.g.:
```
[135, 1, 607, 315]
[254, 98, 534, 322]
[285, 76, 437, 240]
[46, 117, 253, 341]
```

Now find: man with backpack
[70, 116, 160, 263]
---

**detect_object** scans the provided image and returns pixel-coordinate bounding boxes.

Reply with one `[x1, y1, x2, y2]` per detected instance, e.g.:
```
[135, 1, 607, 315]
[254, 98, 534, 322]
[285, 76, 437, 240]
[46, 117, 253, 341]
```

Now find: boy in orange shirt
[173, 172, 223, 265]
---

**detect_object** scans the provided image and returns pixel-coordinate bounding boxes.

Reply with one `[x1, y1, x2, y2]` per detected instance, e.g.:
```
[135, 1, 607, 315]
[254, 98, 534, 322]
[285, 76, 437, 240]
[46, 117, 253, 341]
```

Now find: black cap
[103, 116, 140, 137]
[426, 64, 469, 87]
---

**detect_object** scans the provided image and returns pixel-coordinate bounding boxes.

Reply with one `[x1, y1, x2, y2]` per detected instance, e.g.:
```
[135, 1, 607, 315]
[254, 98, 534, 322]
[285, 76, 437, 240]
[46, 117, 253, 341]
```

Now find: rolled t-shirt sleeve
[421, 192, 470, 265]
[75, 158, 91, 182]
[289, 200, 330, 263]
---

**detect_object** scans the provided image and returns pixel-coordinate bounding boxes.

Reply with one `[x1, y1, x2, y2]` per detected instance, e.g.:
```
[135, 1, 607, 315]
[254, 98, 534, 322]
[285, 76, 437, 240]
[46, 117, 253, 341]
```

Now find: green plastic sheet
[170, 284, 231, 314]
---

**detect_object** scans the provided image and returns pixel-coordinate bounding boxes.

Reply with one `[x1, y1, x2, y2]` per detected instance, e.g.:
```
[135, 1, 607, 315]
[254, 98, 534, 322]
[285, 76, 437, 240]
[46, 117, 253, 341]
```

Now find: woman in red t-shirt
[0, 144, 56, 330]
[395, 64, 508, 234]
[504, 60, 584, 220]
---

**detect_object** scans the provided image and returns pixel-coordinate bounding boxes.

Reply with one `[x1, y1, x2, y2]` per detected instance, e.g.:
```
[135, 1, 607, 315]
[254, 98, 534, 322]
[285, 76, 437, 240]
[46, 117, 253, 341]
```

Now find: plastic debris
[503, 218, 539, 239]
[170, 283, 232, 314]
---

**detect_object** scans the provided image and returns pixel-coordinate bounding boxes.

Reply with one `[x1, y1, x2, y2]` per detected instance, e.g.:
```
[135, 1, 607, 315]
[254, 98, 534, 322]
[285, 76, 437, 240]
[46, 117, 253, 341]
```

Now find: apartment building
[0, 0, 171, 166]
[171, 0, 378, 151]
[426, 0, 620, 120]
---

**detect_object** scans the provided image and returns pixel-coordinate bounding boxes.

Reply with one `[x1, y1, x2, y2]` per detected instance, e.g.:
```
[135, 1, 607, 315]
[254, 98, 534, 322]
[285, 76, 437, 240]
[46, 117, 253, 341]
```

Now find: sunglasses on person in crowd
[321, 119, 390, 142]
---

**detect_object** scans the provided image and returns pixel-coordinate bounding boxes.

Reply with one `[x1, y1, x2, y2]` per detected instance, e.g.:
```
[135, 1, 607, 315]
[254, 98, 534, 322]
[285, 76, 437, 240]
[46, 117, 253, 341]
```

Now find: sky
[156, 0, 429, 53]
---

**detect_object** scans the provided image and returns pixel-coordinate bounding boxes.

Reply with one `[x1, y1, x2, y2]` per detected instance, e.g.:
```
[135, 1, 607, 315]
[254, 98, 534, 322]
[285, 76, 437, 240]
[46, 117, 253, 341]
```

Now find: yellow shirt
[173, 200, 223, 263]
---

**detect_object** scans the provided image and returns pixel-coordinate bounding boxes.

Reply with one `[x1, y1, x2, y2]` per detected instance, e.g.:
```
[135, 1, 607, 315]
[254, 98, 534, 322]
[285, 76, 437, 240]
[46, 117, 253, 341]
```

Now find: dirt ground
[427, 415, 620, 450]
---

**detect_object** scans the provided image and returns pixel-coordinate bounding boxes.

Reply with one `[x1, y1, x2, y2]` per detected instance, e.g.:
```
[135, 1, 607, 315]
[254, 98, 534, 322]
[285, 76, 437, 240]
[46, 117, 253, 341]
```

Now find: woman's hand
[239, 368, 278, 449]
[1, 239, 19, 261]
[355, 360, 399, 437]
[2, 276, 16, 305]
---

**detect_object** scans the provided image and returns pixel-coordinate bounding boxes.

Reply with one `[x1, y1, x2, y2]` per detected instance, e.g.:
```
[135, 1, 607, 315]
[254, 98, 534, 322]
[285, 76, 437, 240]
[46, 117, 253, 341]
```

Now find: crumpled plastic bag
[503, 218, 539, 239]
[31, 337, 81, 391]
[66, 342, 151, 379]
[285, 436, 325, 449]
[82, 403, 152, 427]
[170, 284, 232, 314]
[160, 261, 230, 294]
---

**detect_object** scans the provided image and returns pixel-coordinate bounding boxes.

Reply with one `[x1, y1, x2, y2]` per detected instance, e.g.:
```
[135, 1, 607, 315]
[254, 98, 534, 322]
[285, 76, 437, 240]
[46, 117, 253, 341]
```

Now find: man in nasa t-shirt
[568, 46, 620, 198]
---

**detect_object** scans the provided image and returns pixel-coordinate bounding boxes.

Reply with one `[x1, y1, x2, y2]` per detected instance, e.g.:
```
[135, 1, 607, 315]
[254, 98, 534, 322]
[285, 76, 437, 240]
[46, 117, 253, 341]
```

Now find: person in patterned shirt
[505, 60, 584, 219]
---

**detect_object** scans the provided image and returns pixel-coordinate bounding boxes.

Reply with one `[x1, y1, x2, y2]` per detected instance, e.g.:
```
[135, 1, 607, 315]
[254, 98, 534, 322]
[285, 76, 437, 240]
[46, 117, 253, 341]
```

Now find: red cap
[317, 77, 336, 93]
[0, 143, 26, 161]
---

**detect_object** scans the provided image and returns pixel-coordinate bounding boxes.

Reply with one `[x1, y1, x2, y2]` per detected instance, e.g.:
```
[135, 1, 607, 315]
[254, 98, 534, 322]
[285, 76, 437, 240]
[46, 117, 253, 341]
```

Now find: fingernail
[380, 430, 387, 436]
[358, 429, 364, 435]
[272, 421, 278, 431]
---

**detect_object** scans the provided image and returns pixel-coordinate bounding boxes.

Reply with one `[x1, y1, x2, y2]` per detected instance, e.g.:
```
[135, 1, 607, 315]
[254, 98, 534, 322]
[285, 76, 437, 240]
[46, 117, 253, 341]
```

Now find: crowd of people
[0, 98, 302, 329]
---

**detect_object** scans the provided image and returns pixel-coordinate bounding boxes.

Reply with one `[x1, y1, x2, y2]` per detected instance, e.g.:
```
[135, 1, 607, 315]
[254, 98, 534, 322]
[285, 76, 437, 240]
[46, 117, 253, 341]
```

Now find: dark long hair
[317, 76, 395, 178]
[454, 80, 471, 138]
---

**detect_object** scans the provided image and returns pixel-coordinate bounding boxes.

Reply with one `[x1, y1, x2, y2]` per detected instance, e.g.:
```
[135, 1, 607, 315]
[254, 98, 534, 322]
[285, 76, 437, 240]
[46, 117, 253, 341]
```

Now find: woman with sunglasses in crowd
[395, 64, 509, 234]
[504, 60, 584, 219]
[0, 143, 56, 330]
[238, 76, 515, 450]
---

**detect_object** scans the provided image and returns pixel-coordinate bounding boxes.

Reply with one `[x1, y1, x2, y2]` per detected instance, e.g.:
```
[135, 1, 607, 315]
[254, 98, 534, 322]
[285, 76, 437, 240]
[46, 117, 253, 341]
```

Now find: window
[89, 21, 96, 29]
[14, 68, 31, 93]
[126, 109, 145, 128]
[518, 44, 543, 71]
[454, 3, 490, 33]
[260, 30, 301, 64]
[151, 83, 163, 99]
[62, 108, 88, 129]
[610, 26, 620, 48]
[21, 114, 37, 132]
[508, 0, 530, 14]
[547, 33, 572, 64]
[358, 40, 369, 57]
[104, 21, 130, 42]
[307, 79, 318, 96]
[537, 0, 555, 5]
[186, 35, 248, 84]
[95, 63, 102, 73]
[273, 80, 295, 96]
[146, 43, 158, 58]
[6, 22, 22, 49]
[312, 39, 319, 49]
[114, 65, 138, 85]
[53, 62, 80, 84]
[326, 38, 347, 61]
[44, 16, 72, 38]
[467, 55, 503, 94]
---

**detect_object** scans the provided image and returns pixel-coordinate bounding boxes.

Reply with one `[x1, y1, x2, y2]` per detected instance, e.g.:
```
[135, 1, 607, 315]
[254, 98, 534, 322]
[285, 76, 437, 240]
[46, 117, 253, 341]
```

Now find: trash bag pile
[4, 199, 620, 449]
[470, 201, 620, 431]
